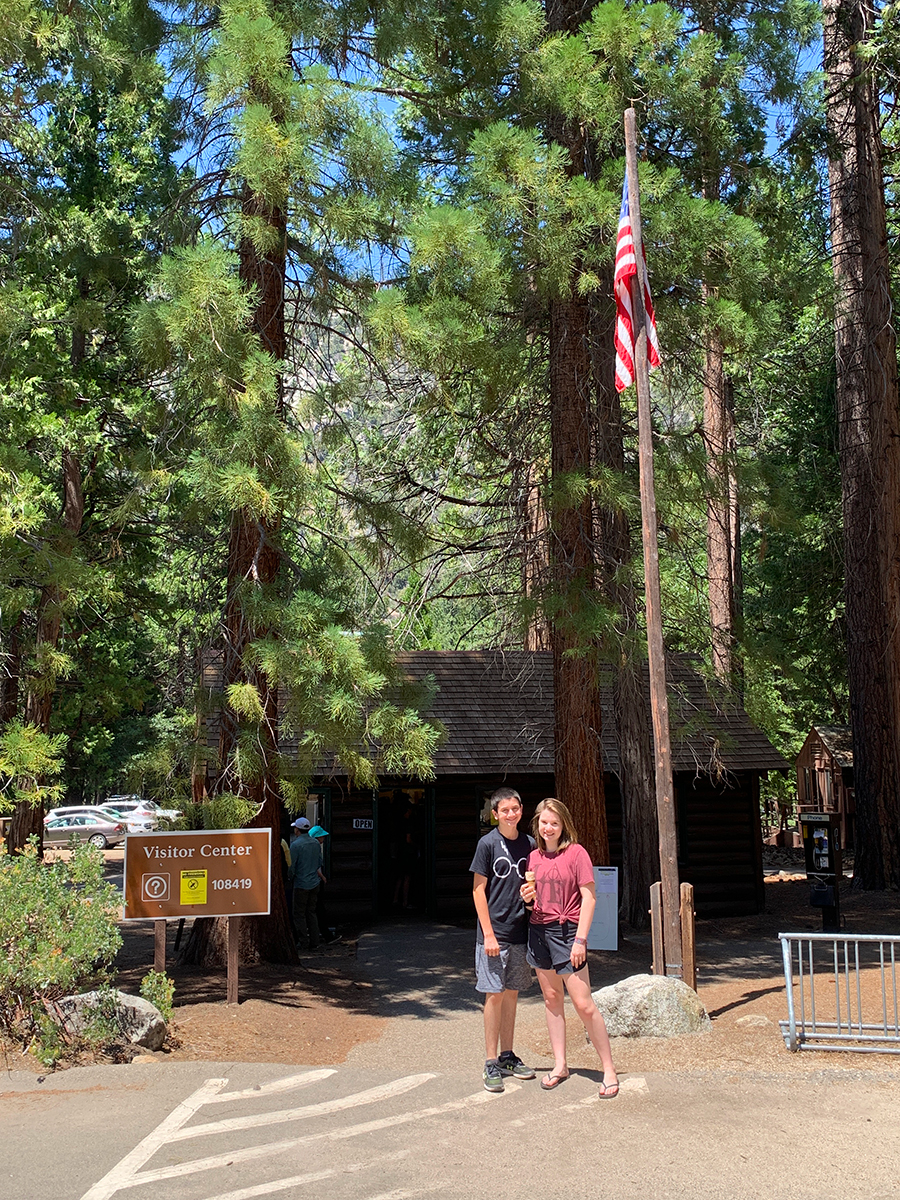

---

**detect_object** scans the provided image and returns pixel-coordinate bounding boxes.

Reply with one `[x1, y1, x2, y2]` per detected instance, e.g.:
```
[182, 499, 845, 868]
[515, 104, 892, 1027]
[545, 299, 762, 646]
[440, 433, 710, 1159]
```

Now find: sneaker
[498, 1052, 536, 1080]
[482, 1060, 504, 1093]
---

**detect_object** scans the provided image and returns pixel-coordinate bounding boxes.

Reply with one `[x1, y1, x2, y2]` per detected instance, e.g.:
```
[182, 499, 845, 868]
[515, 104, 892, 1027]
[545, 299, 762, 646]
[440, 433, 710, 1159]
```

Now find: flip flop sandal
[540, 1072, 569, 1090]
[598, 1077, 619, 1099]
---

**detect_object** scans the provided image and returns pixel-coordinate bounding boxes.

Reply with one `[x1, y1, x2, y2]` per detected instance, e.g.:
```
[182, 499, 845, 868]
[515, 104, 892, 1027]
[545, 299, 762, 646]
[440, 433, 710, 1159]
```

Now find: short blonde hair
[532, 798, 579, 852]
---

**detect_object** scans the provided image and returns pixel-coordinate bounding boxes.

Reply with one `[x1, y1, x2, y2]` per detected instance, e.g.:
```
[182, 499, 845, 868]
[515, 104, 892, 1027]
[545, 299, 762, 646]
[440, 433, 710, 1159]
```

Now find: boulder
[57, 990, 167, 1051]
[591, 973, 711, 1038]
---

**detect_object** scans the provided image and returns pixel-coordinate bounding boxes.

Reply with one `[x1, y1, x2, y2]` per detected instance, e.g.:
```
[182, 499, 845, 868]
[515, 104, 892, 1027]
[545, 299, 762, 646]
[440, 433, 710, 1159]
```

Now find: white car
[98, 806, 155, 833]
[102, 798, 183, 828]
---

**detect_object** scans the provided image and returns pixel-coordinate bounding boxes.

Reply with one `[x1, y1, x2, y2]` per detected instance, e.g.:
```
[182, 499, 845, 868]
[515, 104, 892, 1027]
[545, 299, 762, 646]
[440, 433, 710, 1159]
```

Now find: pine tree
[0, 0, 184, 849]
[824, 0, 900, 889]
[137, 0, 443, 963]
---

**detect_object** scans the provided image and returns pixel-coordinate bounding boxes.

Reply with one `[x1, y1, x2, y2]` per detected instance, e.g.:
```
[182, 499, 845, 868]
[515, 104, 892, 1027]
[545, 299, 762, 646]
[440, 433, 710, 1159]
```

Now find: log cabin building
[216, 650, 787, 923]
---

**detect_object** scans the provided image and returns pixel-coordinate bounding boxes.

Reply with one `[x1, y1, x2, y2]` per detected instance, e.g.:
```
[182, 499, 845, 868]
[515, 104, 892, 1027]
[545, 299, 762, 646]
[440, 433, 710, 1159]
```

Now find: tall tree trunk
[543, 0, 607, 864]
[825, 0, 900, 889]
[522, 462, 551, 651]
[591, 295, 658, 925]
[696, 9, 742, 695]
[183, 190, 296, 964]
[7, 448, 84, 854]
[548, 290, 608, 863]
[703, 319, 741, 689]
[0, 617, 22, 726]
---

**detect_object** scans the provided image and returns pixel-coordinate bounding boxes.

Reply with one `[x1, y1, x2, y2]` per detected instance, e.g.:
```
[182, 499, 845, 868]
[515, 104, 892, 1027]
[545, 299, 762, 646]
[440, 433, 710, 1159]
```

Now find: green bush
[140, 970, 175, 1024]
[0, 840, 122, 1055]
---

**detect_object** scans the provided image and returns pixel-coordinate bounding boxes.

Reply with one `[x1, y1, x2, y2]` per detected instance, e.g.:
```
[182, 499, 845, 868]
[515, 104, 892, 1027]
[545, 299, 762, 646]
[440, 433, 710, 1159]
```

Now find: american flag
[614, 174, 660, 393]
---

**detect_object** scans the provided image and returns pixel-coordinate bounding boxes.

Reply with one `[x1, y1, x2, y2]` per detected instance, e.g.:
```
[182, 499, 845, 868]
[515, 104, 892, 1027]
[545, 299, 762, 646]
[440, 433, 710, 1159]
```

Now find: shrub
[140, 970, 175, 1024]
[0, 840, 122, 1058]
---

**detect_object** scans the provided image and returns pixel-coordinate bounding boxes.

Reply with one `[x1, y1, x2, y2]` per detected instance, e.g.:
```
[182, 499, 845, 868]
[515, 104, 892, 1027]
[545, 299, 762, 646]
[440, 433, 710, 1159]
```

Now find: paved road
[4, 917, 899, 1199]
[2, 1058, 899, 1200]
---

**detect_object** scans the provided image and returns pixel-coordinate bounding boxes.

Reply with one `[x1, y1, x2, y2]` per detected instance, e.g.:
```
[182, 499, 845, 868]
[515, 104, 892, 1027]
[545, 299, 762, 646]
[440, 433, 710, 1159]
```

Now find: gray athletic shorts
[475, 941, 533, 994]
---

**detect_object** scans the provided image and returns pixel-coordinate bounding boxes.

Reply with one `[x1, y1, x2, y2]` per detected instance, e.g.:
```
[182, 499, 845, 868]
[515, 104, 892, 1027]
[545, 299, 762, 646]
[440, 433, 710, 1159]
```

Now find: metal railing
[779, 932, 900, 1053]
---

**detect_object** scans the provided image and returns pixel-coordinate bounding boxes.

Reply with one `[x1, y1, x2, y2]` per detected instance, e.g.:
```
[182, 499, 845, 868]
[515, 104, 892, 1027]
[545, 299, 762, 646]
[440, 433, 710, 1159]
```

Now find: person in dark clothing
[289, 818, 324, 951]
[470, 786, 537, 1094]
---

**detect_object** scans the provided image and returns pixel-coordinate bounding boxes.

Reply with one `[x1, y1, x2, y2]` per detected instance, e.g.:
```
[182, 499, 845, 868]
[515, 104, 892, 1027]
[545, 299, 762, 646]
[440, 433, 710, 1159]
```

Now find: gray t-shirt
[470, 827, 535, 945]
[289, 833, 321, 890]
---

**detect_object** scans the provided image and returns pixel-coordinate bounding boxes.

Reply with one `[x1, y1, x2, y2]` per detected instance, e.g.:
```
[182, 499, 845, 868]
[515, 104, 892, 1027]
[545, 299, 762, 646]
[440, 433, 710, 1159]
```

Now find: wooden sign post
[154, 919, 167, 974]
[227, 916, 241, 1005]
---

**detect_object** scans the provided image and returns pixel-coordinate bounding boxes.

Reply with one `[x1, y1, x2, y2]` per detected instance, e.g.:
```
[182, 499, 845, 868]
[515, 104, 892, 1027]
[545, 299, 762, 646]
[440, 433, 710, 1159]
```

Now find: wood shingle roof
[390, 650, 789, 777]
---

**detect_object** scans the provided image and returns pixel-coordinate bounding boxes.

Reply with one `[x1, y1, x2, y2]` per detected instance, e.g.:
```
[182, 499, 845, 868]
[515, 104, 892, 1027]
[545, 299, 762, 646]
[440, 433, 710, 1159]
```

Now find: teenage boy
[470, 786, 537, 1093]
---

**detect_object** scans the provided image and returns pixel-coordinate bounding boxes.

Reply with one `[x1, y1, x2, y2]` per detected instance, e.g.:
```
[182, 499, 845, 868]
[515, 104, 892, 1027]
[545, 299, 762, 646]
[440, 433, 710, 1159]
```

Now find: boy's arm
[472, 873, 500, 956]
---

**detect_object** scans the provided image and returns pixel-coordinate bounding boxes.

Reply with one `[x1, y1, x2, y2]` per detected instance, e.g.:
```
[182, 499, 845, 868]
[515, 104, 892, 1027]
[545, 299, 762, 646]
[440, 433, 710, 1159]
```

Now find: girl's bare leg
[564, 967, 618, 1084]
[535, 967, 568, 1079]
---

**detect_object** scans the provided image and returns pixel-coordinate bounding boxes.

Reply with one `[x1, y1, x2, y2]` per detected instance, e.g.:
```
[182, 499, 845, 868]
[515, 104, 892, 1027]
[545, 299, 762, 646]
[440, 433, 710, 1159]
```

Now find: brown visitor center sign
[123, 828, 271, 920]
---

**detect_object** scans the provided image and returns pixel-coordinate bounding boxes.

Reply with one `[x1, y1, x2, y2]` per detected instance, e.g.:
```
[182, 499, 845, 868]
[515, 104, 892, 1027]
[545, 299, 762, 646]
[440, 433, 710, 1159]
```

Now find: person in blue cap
[289, 817, 324, 951]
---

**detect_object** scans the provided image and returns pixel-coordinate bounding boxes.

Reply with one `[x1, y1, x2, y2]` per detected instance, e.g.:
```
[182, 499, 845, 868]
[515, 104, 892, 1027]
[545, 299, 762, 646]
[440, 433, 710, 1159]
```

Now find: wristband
[573, 937, 586, 946]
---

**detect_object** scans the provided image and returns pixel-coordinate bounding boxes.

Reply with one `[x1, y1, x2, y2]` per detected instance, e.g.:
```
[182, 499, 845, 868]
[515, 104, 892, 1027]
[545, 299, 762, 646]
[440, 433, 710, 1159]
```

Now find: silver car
[43, 812, 126, 849]
[103, 799, 182, 827]
[44, 804, 151, 834]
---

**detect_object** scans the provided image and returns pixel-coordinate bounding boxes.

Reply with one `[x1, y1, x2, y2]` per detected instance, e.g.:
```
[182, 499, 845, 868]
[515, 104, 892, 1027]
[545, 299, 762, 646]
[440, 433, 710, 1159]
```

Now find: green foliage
[0, 722, 67, 813]
[140, 970, 175, 1024]
[0, 842, 122, 1058]
[0, 0, 859, 862]
[178, 793, 260, 831]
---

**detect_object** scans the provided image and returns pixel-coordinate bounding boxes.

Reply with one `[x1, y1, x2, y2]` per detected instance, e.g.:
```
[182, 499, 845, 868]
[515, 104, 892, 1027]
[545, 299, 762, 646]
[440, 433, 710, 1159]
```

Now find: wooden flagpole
[624, 107, 684, 979]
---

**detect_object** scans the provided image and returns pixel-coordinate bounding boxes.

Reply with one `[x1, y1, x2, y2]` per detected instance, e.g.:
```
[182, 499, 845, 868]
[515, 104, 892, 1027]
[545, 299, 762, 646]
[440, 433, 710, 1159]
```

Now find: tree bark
[0, 618, 22, 727]
[824, 0, 900, 889]
[548, 289, 608, 863]
[591, 295, 658, 925]
[703, 320, 741, 689]
[522, 461, 551, 651]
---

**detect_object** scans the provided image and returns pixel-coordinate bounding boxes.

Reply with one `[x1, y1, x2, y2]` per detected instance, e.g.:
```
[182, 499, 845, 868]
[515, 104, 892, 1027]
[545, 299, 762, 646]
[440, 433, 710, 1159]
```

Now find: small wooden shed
[795, 725, 855, 850]
[302, 650, 788, 923]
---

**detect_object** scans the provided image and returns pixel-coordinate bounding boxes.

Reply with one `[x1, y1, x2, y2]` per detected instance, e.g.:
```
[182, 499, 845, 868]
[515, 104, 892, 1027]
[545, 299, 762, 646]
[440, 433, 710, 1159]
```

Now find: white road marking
[205, 1069, 336, 1104]
[119, 1084, 515, 1188]
[198, 1148, 411, 1200]
[80, 1078, 228, 1200]
[170, 1073, 436, 1141]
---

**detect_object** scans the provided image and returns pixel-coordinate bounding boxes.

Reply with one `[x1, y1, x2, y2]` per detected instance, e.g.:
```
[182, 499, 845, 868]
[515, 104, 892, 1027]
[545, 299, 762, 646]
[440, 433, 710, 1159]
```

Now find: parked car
[102, 798, 182, 827]
[97, 806, 154, 833]
[43, 812, 126, 850]
[43, 804, 149, 833]
[45, 805, 110, 824]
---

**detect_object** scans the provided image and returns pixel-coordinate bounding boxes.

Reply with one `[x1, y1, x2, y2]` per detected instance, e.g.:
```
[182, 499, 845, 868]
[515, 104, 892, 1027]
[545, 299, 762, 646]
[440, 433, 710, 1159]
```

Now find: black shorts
[527, 921, 580, 975]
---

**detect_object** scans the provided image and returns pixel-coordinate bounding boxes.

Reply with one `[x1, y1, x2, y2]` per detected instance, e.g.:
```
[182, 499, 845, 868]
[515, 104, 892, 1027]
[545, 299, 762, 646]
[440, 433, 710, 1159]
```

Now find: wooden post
[154, 920, 166, 974]
[624, 107, 684, 980]
[680, 882, 697, 991]
[227, 916, 240, 1005]
[649, 881, 664, 976]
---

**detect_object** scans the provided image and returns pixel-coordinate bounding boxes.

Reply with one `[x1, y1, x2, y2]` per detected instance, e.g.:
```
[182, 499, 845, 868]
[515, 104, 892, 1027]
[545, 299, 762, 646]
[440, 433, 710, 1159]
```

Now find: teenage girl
[520, 797, 619, 1098]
